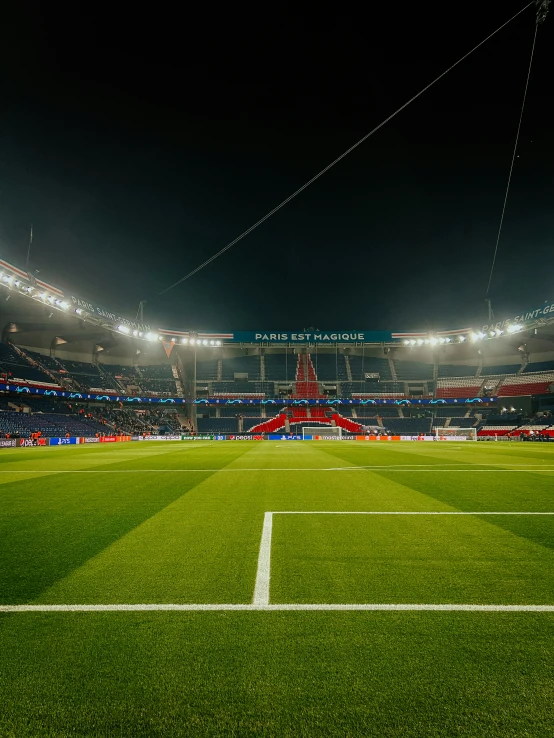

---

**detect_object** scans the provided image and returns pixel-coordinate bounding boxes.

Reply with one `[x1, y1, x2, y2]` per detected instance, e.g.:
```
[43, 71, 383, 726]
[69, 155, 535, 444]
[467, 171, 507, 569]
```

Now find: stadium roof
[1, 254, 554, 358]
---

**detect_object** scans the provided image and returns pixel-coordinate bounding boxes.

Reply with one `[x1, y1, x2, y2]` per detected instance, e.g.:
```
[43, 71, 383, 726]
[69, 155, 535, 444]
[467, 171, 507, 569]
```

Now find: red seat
[498, 382, 551, 396]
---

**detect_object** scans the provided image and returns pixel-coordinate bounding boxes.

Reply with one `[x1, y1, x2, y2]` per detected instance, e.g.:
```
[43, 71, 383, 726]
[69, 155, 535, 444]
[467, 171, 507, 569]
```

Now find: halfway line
[1, 467, 554, 473]
[2, 603, 554, 613]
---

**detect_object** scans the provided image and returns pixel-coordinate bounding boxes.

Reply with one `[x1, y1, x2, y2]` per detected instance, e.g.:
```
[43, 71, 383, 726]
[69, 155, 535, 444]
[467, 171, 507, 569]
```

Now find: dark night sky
[1, 1, 553, 332]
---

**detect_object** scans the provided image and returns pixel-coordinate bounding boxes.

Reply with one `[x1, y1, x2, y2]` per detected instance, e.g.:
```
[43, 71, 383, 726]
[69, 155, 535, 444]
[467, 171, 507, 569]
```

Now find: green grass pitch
[1, 440, 554, 736]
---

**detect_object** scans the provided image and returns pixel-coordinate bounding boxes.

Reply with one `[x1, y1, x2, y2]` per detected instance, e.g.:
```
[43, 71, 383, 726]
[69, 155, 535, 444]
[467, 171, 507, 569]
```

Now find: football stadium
[1, 252, 554, 736]
[2, 2, 554, 736]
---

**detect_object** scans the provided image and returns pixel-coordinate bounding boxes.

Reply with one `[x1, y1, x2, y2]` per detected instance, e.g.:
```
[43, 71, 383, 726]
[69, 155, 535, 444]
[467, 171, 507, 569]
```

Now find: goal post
[434, 427, 477, 441]
[302, 426, 343, 440]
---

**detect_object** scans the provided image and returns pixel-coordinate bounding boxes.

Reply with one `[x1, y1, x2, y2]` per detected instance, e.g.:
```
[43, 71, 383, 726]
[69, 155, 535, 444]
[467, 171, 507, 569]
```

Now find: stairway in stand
[249, 353, 362, 434]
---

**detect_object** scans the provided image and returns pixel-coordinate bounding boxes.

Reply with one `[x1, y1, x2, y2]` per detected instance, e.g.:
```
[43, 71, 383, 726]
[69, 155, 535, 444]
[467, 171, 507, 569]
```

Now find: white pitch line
[1, 466, 554, 473]
[271, 511, 554, 515]
[252, 512, 273, 606]
[2, 603, 554, 612]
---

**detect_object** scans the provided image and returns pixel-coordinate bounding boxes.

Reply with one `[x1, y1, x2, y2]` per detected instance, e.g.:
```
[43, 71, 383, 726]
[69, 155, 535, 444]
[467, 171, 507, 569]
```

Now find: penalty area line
[252, 512, 273, 606]
[270, 511, 554, 515]
[2, 603, 554, 613]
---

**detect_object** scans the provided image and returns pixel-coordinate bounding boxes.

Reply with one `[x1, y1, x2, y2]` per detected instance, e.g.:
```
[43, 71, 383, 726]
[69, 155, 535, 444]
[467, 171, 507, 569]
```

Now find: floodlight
[459, 335, 466, 342]
[216, 340, 221, 346]
[403, 340, 410, 346]
[182, 338, 188, 344]
[209, 340, 215, 345]
[202, 339, 208, 345]
[417, 339, 424, 346]
[430, 337, 438, 346]
[117, 325, 130, 334]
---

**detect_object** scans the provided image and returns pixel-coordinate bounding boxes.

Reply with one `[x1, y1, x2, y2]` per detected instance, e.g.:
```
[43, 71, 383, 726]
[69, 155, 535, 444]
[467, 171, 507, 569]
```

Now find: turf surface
[1, 440, 554, 736]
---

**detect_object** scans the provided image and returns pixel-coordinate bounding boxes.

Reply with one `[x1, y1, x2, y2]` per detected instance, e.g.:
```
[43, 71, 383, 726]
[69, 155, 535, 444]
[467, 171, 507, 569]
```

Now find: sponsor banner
[267, 434, 303, 440]
[180, 435, 215, 440]
[134, 435, 182, 441]
[82, 437, 100, 443]
[0, 438, 18, 448]
[50, 437, 80, 445]
[356, 435, 402, 441]
[227, 435, 264, 441]
[305, 435, 342, 441]
[19, 438, 48, 447]
[99, 436, 117, 442]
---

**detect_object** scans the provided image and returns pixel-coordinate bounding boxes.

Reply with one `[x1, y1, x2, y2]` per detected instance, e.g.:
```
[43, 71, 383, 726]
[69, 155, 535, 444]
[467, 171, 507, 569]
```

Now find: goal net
[434, 427, 477, 441]
[302, 426, 343, 440]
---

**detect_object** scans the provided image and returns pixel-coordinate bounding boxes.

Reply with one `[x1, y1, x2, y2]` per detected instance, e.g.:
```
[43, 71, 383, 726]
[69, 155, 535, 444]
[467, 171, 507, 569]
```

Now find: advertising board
[19, 438, 48, 447]
[132, 435, 182, 441]
[355, 435, 402, 441]
[50, 437, 80, 445]
[0, 439, 18, 448]
[180, 435, 214, 441]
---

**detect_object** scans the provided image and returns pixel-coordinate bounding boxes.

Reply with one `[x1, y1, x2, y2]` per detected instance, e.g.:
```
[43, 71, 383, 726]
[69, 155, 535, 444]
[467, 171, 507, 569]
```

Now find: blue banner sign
[231, 331, 393, 344]
[49, 437, 79, 445]
[0, 383, 497, 406]
[194, 397, 496, 406]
